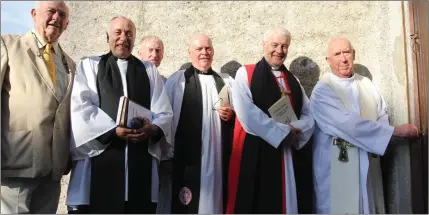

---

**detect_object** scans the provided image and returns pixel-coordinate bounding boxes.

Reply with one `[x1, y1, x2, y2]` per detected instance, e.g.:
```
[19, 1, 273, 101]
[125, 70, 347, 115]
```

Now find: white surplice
[231, 66, 315, 214]
[66, 56, 173, 208]
[161, 69, 233, 214]
[311, 72, 394, 214]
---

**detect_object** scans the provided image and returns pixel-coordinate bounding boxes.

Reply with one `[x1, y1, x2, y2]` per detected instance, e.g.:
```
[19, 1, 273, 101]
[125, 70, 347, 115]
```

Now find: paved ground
[57, 174, 70, 214]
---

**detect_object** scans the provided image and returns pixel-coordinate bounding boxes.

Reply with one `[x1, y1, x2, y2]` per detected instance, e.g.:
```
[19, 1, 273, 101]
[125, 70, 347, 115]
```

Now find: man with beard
[65, 16, 173, 214]
[166, 33, 235, 214]
[1, 1, 75, 213]
[226, 28, 315, 214]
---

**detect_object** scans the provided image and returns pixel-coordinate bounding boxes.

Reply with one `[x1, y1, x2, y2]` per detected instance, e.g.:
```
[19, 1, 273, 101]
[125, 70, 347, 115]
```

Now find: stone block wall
[57, 1, 411, 213]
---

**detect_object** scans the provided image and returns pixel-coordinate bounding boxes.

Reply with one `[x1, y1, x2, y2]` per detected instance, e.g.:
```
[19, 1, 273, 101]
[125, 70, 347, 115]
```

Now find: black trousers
[68, 202, 157, 214]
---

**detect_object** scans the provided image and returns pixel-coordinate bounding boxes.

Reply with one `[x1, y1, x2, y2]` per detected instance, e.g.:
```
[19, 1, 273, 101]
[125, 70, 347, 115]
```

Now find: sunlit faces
[188, 34, 214, 72]
[31, 1, 69, 43]
[326, 38, 355, 78]
[138, 39, 164, 67]
[263, 33, 290, 68]
[108, 17, 136, 59]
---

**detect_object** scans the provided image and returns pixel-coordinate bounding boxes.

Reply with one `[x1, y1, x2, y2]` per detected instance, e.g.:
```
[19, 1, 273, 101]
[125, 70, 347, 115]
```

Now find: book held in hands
[116, 96, 153, 128]
[268, 96, 297, 124]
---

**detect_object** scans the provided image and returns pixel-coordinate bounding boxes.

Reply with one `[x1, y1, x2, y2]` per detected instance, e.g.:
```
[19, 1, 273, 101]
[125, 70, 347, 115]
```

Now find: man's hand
[115, 126, 142, 140]
[139, 117, 160, 137]
[280, 125, 300, 147]
[116, 117, 160, 142]
[393, 123, 419, 138]
[289, 124, 302, 135]
[217, 107, 234, 121]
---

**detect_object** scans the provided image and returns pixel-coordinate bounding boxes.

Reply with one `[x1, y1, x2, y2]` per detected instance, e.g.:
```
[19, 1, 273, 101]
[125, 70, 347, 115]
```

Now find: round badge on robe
[179, 186, 192, 205]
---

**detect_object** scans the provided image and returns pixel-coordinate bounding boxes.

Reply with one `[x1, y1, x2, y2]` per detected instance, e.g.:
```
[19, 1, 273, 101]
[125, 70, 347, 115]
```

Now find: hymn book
[218, 85, 230, 106]
[116, 96, 153, 128]
[268, 96, 297, 124]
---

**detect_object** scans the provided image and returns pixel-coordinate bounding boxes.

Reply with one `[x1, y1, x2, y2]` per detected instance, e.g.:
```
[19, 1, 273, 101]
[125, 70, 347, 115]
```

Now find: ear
[325, 56, 330, 64]
[352, 49, 356, 60]
[63, 21, 69, 31]
[106, 32, 109, 43]
[31, 9, 37, 22]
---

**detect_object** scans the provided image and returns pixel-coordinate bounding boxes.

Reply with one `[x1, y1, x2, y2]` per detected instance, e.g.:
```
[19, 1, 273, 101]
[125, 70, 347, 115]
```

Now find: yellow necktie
[43, 44, 56, 88]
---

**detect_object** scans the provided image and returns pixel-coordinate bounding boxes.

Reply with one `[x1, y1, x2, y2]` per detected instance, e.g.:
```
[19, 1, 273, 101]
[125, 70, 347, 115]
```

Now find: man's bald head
[188, 33, 214, 72]
[326, 37, 355, 78]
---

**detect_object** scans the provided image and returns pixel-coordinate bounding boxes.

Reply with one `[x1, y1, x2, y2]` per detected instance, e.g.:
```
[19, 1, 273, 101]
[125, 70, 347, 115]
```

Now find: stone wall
[57, 1, 411, 213]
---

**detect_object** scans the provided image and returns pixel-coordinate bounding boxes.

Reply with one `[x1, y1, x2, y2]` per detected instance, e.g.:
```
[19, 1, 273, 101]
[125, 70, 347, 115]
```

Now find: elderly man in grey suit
[0, 1, 76, 214]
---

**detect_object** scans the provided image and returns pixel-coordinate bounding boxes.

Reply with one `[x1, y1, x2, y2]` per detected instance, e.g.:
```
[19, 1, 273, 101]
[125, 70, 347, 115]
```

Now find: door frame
[407, 0, 428, 213]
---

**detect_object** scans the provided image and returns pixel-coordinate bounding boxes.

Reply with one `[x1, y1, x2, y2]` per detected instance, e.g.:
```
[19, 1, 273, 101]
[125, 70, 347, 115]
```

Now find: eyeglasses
[212, 98, 224, 110]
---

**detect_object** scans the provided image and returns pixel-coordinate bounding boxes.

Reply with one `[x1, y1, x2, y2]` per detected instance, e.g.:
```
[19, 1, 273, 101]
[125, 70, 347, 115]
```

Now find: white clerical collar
[329, 71, 356, 84]
[117, 58, 128, 63]
[272, 70, 282, 77]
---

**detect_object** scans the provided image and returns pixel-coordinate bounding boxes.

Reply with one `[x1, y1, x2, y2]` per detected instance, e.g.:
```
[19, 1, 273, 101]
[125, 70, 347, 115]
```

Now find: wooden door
[408, 0, 428, 213]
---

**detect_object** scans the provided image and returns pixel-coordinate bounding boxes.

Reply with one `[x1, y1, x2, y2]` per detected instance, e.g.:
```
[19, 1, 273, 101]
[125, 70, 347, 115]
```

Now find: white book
[116, 96, 153, 128]
[268, 96, 297, 124]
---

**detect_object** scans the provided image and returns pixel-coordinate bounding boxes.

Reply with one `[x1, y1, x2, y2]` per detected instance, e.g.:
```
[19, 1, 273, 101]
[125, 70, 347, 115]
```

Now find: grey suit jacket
[1, 31, 76, 181]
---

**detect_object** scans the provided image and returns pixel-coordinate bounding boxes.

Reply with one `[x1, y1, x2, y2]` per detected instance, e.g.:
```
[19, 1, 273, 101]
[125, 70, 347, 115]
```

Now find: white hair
[188, 32, 212, 49]
[34, 1, 69, 11]
[105, 16, 136, 38]
[263, 27, 292, 43]
[139, 35, 164, 49]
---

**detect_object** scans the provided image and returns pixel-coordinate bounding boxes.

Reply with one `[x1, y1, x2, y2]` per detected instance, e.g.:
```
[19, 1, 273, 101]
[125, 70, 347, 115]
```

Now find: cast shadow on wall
[353, 63, 373, 81]
[289, 56, 320, 98]
[289, 57, 373, 98]
[179, 62, 192, 70]
[221, 60, 242, 79]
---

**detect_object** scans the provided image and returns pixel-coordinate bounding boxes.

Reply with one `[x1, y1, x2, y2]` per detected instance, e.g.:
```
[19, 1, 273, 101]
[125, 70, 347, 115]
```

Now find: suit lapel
[23, 32, 57, 100]
[62, 53, 75, 102]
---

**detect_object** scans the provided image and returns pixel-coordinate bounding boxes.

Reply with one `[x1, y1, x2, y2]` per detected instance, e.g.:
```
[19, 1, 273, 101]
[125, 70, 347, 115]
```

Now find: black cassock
[171, 66, 235, 214]
[88, 52, 157, 214]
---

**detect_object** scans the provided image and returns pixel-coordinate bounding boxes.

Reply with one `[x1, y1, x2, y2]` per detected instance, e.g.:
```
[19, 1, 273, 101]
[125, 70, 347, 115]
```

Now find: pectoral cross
[333, 139, 355, 163]
[281, 89, 292, 97]
[275, 75, 291, 97]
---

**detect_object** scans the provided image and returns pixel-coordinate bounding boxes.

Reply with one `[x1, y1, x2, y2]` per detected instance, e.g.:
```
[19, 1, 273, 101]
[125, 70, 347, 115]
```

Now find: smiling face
[108, 17, 136, 59]
[188, 33, 214, 72]
[326, 38, 355, 78]
[263, 32, 290, 68]
[31, 1, 69, 43]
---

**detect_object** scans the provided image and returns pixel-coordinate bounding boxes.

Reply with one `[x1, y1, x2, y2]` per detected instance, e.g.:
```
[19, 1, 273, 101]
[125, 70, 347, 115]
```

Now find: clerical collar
[117, 58, 129, 64]
[329, 71, 355, 81]
[263, 56, 282, 71]
[194, 67, 214, 75]
[108, 52, 132, 61]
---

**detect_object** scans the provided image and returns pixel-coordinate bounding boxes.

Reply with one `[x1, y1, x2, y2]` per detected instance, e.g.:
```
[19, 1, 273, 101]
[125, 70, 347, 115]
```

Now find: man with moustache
[226, 28, 315, 214]
[165, 33, 235, 214]
[311, 37, 419, 214]
[65, 16, 173, 214]
[0, 1, 75, 213]
[138, 35, 165, 80]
